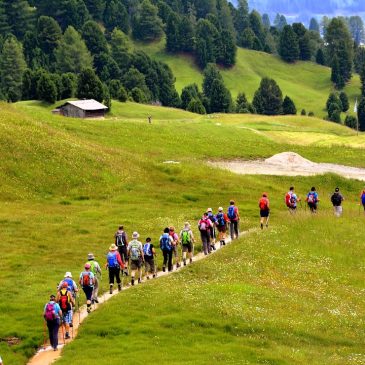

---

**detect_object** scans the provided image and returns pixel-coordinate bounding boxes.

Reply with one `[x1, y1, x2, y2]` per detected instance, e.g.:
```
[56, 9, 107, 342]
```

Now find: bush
[301, 109, 306, 115]
[308, 111, 314, 117]
[118, 86, 128, 102]
[329, 110, 341, 123]
[282, 95, 297, 115]
[130, 87, 147, 103]
[187, 98, 206, 114]
[344, 115, 357, 129]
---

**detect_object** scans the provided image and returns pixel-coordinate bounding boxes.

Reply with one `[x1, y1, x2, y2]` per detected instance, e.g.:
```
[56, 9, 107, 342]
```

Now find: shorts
[260, 209, 270, 217]
[145, 258, 155, 273]
[182, 243, 192, 253]
[82, 286, 93, 301]
[130, 259, 142, 270]
[308, 203, 317, 211]
[172, 245, 179, 257]
[217, 225, 226, 233]
[118, 245, 128, 263]
[62, 310, 72, 324]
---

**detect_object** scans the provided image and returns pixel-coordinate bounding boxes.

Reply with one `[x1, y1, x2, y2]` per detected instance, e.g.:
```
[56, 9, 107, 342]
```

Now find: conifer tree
[309, 18, 320, 33]
[357, 97, 365, 131]
[339, 91, 349, 112]
[316, 48, 325, 65]
[279, 25, 299, 63]
[76, 68, 104, 101]
[331, 55, 344, 89]
[209, 78, 232, 113]
[253, 77, 283, 115]
[3, 0, 34, 39]
[187, 98, 206, 114]
[103, 0, 129, 34]
[37, 73, 57, 103]
[236, 92, 249, 113]
[82, 20, 108, 56]
[84, 0, 106, 21]
[282, 96, 297, 115]
[37, 16, 62, 56]
[165, 12, 181, 53]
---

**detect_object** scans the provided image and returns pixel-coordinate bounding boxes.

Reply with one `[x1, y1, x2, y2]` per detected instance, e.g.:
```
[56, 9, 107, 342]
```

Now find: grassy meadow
[0, 100, 365, 364]
[135, 38, 361, 118]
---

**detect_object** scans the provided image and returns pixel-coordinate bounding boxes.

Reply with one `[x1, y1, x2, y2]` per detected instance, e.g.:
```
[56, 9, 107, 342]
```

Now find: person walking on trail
[306, 187, 319, 213]
[58, 272, 78, 298]
[160, 227, 173, 272]
[207, 208, 217, 251]
[198, 212, 213, 255]
[114, 226, 129, 275]
[143, 237, 156, 280]
[331, 187, 344, 217]
[127, 232, 144, 285]
[79, 263, 95, 313]
[43, 294, 62, 351]
[106, 244, 124, 294]
[85, 253, 102, 303]
[215, 207, 228, 246]
[169, 226, 180, 269]
[56, 282, 75, 340]
[360, 189, 365, 214]
[259, 193, 270, 229]
[227, 200, 240, 240]
[285, 186, 300, 213]
[180, 222, 195, 265]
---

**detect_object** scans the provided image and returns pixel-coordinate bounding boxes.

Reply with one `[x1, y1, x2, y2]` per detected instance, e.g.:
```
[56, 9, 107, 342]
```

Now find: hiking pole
[60, 319, 65, 345]
[43, 320, 47, 349]
[77, 294, 81, 325]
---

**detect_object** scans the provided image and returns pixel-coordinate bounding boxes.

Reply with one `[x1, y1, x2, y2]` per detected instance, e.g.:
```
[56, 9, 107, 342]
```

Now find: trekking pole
[77, 294, 81, 325]
[43, 320, 47, 349]
[60, 320, 65, 345]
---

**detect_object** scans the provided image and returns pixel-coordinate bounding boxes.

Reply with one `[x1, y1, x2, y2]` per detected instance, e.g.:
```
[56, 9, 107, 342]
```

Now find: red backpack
[259, 197, 268, 210]
[59, 289, 71, 312]
[81, 272, 92, 287]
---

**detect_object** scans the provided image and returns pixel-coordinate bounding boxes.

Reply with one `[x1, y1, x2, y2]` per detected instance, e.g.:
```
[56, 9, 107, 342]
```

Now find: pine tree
[249, 10, 265, 44]
[326, 92, 342, 111]
[187, 98, 206, 114]
[331, 55, 344, 89]
[274, 13, 287, 31]
[279, 25, 299, 63]
[361, 65, 365, 97]
[299, 33, 311, 61]
[262, 14, 270, 29]
[358, 97, 365, 131]
[253, 77, 283, 115]
[165, 12, 181, 53]
[103, 0, 129, 34]
[316, 48, 325, 65]
[209, 78, 232, 113]
[37, 16, 62, 56]
[282, 96, 297, 115]
[233, 0, 249, 34]
[55, 26, 93, 73]
[22, 68, 35, 100]
[202, 63, 222, 99]
[0, 36, 27, 101]
[60, 73, 77, 99]
[235, 92, 249, 113]
[82, 21, 108, 56]
[195, 19, 219, 69]
[110, 28, 131, 71]
[217, 29, 236, 67]
[309, 18, 320, 33]
[3, 0, 34, 39]
[37, 73, 57, 103]
[179, 16, 195, 52]
[181, 84, 200, 110]
[339, 91, 349, 112]
[76, 68, 104, 101]
[84, 0, 106, 21]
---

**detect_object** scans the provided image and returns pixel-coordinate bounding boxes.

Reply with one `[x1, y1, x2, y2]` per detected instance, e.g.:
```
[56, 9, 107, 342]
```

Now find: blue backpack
[62, 278, 75, 293]
[160, 234, 171, 251]
[362, 193, 365, 205]
[216, 213, 225, 226]
[107, 252, 119, 267]
[227, 206, 236, 220]
[143, 243, 152, 256]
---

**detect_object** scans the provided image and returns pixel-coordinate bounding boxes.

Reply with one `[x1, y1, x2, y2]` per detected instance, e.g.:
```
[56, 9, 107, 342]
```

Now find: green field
[135, 39, 361, 118]
[1, 101, 365, 364]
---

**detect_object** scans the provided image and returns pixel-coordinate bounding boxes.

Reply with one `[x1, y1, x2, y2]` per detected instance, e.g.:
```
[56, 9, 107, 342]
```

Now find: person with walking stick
[43, 294, 62, 351]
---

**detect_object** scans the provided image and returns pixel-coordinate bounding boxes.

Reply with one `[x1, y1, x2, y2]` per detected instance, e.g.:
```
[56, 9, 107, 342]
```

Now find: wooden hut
[54, 99, 108, 118]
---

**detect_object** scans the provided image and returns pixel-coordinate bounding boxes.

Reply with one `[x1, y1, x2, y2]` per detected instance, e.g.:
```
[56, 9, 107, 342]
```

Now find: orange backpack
[259, 197, 268, 210]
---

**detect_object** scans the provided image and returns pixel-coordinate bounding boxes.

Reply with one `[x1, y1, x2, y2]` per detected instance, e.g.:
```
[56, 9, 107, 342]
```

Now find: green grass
[135, 38, 361, 118]
[0, 100, 365, 364]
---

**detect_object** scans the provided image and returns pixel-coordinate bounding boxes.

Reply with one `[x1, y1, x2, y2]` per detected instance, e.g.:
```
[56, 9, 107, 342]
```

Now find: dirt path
[209, 152, 365, 181]
[27, 231, 248, 365]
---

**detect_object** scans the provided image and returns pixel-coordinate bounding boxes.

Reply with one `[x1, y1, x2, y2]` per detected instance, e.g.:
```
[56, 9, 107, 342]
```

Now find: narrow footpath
[27, 230, 250, 365]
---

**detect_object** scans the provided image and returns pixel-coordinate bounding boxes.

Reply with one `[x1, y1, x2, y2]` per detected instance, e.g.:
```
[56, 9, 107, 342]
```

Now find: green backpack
[130, 242, 140, 261]
[181, 230, 190, 245]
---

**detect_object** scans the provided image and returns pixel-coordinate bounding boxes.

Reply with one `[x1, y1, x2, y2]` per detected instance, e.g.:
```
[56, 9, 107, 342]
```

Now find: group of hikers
[42, 189, 365, 351]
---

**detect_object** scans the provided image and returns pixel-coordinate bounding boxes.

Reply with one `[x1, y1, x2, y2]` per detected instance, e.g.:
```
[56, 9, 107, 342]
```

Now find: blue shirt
[44, 301, 61, 318]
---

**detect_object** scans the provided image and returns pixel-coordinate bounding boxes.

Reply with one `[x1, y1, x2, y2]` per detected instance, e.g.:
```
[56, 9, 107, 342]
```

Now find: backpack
[227, 206, 236, 220]
[44, 302, 56, 321]
[88, 260, 98, 275]
[143, 243, 152, 257]
[62, 278, 74, 293]
[307, 193, 316, 204]
[259, 198, 268, 210]
[107, 252, 119, 268]
[361, 193, 365, 205]
[115, 232, 125, 247]
[331, 193, 342, 206]
[59, 289, 71, 313]
[285, 192, 292, 207]
[81, 272, 92, 287]
[216, 213, 225, 226]
[181, 230, 191, 244]
[160, 234, 171, 251]
[199, 219, 209, 231]
[130, 243, 140, 261]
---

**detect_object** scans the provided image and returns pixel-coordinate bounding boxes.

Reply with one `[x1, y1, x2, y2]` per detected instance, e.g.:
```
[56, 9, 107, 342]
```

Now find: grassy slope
[1, 101, 365, 364]
[135, 39, 361, 118]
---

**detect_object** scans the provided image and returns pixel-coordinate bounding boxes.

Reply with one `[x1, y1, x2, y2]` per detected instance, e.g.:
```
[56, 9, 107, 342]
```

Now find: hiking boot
[87, 307, 91, 313]
[162, 266, 166, 272]
[69, 322, 73, 328]
[138, 278, 141, 284]
[124, 269, 129, 276]
[183, 259, 186, 266]
[91, 299, 95, 304]
[94, 298, 99, 304]
[153, 274, 156, 278]
[109, 284, 113, 294]
[190, 258, 193, 264]
[176, 263, 180, 268]
[118, 284, 122, 292]
[260, 223, 263, 230]
[131, 278, 135, 286]
[65, 332, 70, 339]
[266, 224, 268, 228]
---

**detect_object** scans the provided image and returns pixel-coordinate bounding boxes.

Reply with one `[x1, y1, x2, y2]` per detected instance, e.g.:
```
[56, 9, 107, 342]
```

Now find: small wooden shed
[53, 99, 108, 118]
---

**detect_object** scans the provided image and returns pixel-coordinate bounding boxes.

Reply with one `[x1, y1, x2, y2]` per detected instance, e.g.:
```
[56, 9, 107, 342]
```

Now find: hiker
[127, 232, 144, 285]
[180, 222, 195, 265]
[85, 253, 102, 303]
[79, 263, 95, 313]
[207, 208, 217, 250]
[198, 212, 213, 255]
[285, 186, 300, 213]
[259, 193, 270, 229]
[331, 187, 344, 217]
[56, 282, 75, 340]
[114, 225, 129, 275]
[215, 207, 228, 246]
[169, 226, 180, 269]
[43, 294, 62, 351]
[106, 244, 124, 294]
[227, 200, 240, 240]
[361, 189, 365, 214]
[160, 227, 173, 272]
[306, 187, 319, 213]
[143, 237, 156, 279]
[58, 272, 78, 299]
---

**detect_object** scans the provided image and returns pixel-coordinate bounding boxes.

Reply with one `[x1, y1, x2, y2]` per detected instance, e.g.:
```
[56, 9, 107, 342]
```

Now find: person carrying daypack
[127, 232, 144, 286]
[143, 237, 156, 280]
[361, 189, 365, 214]
[285, 186, 300, 213]
[227, 200, 240, 240]
[114, 225, 129, 275]
[207, 208, 217, 251]
[259, 193, 270, 229]
[85, 253, 102, 304]
[160, 227, 173, 272]
[180, 222, 195, 266]
[56, 282, 75, 340]
[58, 272, 78, 299]
[169, 226, 181, 269]
[198, 212, 213, 255]
[331, 187, 344, 217]
[43, 294, 62, 351]
[79, 263, 95, 313]
[306, 187, 319, 213]
[215, 207, 228, 246]
[105, 244, 124, 294]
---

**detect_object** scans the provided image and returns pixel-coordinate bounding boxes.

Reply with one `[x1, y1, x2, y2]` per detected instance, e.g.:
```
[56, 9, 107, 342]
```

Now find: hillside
[135, 39, 361, 118]
[1, 101, 365, 364]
